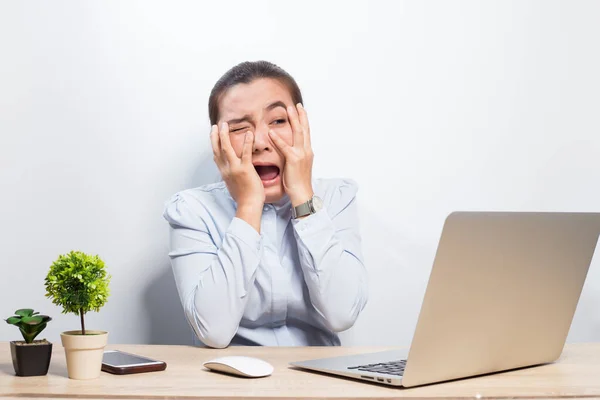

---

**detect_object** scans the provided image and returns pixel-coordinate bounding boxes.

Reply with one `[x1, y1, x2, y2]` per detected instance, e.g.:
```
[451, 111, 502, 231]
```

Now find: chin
[264, 185, 285, 204]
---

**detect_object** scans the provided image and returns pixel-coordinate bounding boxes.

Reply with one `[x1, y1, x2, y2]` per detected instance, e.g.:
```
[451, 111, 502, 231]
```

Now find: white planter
[60, 330, 108, 380]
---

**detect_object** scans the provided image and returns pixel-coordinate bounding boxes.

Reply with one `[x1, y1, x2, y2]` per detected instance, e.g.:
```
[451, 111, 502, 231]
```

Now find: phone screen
[102, 351, 161, 367]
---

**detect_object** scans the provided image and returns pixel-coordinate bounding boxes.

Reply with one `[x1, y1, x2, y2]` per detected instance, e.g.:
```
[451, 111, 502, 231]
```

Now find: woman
[163, 61, 368, 348]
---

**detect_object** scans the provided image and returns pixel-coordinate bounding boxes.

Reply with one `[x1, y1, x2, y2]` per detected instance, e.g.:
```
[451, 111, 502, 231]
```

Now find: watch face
[312, 195, 323, 211]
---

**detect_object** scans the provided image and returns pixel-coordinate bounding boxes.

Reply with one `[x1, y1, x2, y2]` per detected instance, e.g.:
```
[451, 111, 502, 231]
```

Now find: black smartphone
[101, 350, 167, 375]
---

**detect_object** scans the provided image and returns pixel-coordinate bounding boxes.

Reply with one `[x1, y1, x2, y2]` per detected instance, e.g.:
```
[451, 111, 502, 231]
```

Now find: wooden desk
[1, 343, 599, 399]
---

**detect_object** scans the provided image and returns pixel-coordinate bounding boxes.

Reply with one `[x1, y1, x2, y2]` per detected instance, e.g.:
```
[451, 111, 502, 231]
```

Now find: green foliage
[5, 309, 52, 343]
[44, 251, 111, 321]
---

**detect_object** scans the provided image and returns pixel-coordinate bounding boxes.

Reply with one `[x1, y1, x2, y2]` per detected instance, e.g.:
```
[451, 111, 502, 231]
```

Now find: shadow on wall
[144, 265, 194, 345]
[188, 151, 221, 189]
[144, 153, 220, 345]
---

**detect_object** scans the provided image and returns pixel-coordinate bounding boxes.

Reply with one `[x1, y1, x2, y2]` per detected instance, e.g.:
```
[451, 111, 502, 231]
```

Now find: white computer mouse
[203, 356, 274, 378]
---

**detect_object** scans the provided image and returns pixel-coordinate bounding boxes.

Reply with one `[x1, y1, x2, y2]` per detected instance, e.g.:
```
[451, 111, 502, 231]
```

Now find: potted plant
[44, 250, 111, 380]
[5, 309, 53, 376]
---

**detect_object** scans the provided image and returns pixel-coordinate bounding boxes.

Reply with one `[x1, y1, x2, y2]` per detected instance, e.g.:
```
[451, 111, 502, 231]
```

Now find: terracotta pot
[10, 340, 52, 376]
[60, 330, 108, 380]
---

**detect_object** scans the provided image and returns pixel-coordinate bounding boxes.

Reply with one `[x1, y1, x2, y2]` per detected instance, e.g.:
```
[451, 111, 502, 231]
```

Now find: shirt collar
[270, 194, 291, 210]
[220, 181, 292, 211]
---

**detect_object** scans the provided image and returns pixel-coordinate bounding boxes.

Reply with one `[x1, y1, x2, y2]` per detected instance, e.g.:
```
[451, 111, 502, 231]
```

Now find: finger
[297, 103, 312, 149]
[241, 131, 254, 164]
[210, 125, 220, 156]
[287, 105, 304, 148]
[210, 125, 226, 170]
[218, 122, 238, 163]
[269, 129, 293, 158]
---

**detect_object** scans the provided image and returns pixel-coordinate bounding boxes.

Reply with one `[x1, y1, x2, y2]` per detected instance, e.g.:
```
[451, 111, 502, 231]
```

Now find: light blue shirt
[163, 178, 368, 348]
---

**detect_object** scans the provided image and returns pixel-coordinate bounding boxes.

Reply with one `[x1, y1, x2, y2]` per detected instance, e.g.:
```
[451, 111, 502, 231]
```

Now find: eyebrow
[265, 101, 287, 112]
[226, 101, 288, 125]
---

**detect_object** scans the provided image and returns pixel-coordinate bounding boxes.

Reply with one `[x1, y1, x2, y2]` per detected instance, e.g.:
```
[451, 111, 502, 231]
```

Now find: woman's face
[217, 78, 295, 203]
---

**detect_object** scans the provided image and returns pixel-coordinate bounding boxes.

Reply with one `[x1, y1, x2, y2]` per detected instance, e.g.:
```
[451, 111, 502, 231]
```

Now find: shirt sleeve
[163, 192, 263, 348]
[291, 179, 369, 332]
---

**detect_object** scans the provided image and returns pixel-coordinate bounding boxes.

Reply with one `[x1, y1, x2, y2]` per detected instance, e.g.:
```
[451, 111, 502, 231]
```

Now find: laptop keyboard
[347, 360, 407, 376]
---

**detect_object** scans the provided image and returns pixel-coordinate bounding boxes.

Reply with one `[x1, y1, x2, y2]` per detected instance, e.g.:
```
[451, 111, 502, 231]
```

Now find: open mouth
[254, 165, 280, 184]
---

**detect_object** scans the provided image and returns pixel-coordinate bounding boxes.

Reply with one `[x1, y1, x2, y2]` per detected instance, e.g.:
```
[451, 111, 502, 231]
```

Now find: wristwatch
[292, 195, 323, 219]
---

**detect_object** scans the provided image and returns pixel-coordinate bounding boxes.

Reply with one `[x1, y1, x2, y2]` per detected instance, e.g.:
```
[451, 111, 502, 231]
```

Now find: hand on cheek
[268, 103, 314, 207]
[211, 123, 265, 210]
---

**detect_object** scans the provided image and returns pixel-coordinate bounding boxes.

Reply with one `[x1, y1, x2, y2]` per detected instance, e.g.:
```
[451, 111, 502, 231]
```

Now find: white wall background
[1, 0, 599, 347]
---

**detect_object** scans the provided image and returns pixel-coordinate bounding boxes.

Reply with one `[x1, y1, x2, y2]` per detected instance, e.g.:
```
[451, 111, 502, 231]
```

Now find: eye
[272, 119, 287, 125]
[230, 126, 250, 133]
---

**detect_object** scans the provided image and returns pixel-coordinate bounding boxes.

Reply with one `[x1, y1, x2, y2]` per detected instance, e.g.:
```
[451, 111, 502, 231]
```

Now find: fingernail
[297, 103, 303, 109]
[221, 122, 227, 130]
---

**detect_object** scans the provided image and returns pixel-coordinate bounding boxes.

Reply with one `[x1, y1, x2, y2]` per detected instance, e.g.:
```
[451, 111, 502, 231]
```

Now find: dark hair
[208, 60, 303, 125]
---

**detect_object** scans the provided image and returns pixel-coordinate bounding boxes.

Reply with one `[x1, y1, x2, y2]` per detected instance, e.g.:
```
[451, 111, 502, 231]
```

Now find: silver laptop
[291, 211, 600, 387]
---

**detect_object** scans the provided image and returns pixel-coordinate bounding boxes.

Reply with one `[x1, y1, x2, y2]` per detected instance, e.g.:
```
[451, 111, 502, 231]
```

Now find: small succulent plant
[5, 309, 52, 343]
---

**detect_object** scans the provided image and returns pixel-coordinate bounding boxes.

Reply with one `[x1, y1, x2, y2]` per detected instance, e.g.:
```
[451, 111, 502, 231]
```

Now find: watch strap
[292, 198, 313, 219]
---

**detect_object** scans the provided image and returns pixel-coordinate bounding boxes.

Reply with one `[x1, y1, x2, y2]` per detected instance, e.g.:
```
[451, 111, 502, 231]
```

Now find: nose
[253, 123, 272, 153]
